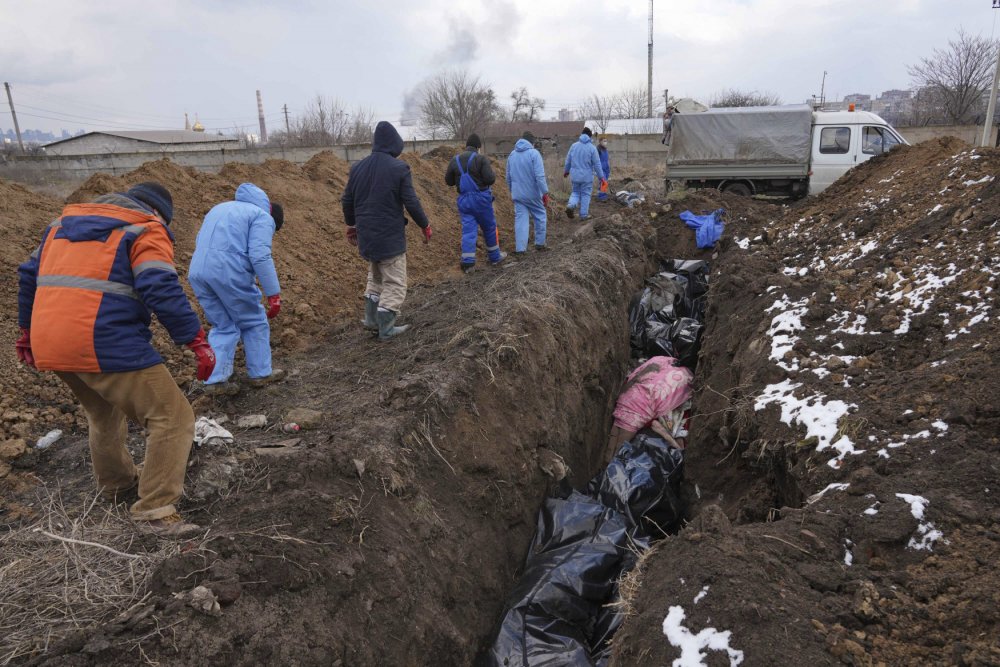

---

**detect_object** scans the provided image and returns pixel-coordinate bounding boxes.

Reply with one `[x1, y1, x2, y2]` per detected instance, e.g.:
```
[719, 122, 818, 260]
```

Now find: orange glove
[346, 226, 358, 246]
[186, 329, 216, 382]
[423, 226, 432, 244]
[15, 328, 35, 368]
[600, 179, 609, 191]
[266, 294, 281, 319]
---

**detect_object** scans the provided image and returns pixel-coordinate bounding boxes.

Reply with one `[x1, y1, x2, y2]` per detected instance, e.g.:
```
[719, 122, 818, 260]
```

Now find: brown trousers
[57, 364, 195, 520]
[365, 252, 408, 313]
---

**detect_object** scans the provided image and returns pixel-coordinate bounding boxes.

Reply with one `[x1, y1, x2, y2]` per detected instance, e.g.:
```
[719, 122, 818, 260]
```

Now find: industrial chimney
[256, 90, 268, 144]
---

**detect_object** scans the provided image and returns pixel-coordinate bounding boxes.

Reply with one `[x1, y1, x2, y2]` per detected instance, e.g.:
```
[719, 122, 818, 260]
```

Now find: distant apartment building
[843, 93, 872, 111]
[557, 108, 576, 122]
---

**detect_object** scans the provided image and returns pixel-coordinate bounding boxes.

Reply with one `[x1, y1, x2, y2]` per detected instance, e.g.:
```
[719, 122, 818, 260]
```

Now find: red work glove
[563, 172, 569, 178]
[266, 294, 281, 319]
[186, 329, 216, 382]
[601, 179, 609, 190]
[423, 226, 432, 244]
[542, 193, 550, 207]
[15, 328, 35, 368]
[346, 226, 358, 246]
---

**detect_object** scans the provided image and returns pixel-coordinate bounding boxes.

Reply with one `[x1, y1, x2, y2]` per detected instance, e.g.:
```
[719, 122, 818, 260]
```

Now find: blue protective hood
[577, 134, 592, 144]
[372, 121, 404, 157]
[514, 138, 534, 152]
[235, 183, 270, 213]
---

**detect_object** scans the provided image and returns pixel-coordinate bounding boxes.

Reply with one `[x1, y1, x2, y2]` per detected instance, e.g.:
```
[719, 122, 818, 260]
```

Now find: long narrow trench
[478, 259, 711, 667]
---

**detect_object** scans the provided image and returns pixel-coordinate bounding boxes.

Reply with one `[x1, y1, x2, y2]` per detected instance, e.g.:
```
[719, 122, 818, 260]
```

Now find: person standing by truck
[563, 127, 607, 220]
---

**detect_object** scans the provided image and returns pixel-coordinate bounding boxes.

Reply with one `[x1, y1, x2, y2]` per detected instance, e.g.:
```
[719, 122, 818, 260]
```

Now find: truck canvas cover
[668, 104, 813, 166]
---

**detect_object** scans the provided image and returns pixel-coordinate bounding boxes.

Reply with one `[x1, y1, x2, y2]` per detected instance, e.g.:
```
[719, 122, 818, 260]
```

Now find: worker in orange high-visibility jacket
[15, 182, 215, 538]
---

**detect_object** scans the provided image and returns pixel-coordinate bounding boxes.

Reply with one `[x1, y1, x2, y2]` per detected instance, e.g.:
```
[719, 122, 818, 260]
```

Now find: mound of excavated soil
[613, 138, 1000, 665]
[0, 150, 520, 523]
[0, 150, 516, 444]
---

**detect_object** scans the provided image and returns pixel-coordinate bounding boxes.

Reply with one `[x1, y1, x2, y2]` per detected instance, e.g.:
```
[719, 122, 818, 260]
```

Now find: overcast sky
[1, 0, 998, 136]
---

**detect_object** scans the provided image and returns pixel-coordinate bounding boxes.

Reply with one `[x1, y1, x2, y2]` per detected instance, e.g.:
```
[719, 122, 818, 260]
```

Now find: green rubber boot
[376, 308, 410, 340]
[362, 294, 379, 331]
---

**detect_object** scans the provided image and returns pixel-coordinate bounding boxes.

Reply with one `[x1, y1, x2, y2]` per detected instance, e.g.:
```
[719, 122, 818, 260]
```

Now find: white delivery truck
[666, 104, 907, 197]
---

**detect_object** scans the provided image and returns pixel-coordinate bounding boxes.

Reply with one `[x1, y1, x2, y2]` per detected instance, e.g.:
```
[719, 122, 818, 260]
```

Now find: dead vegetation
[0, 487, 175, 665]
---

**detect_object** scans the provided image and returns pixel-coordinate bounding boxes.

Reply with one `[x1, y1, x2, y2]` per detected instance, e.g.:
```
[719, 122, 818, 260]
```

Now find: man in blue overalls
[444, 134, 507, 273]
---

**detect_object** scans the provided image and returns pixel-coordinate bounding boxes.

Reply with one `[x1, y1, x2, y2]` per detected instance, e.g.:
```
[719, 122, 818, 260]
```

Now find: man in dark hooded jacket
[341, 121, 432, 339]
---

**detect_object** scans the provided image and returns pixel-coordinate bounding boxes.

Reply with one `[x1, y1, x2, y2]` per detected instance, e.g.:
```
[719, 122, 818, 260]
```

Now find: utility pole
[283, 104, 290, 134]
[820, 70, 828, 106]
[647, 0, 654, 118]
[982, 38, 1000, 146]
[256, 89, 268, 144]
[4, 82, 25, 153]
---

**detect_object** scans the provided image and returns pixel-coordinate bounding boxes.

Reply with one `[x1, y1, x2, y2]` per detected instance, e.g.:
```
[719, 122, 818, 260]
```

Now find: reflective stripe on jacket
[18, 193, 201, 373]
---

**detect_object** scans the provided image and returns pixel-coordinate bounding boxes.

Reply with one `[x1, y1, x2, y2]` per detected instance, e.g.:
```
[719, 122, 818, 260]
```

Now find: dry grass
[608, 541, 660, 619]
[0, 486, 176, 665]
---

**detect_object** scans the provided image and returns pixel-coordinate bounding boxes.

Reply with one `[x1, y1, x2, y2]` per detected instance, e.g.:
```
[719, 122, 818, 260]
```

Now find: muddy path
[5, 205, 684, 665]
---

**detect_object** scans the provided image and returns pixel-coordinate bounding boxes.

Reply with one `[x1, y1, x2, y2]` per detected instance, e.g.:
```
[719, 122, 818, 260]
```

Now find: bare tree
[710, 88, 783, 108]
[908, 29, 998, 124]
[613, 85, 663, 119]
[417, 70, 501, 140]
[579, 94, 616, 132]
[509, 87, 546, 122]
[285, 95, 376, 146]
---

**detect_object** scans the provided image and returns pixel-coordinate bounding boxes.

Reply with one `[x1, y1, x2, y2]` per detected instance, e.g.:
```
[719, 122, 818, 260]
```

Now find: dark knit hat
[466, 133, 482, 150]
[270, 202, 284, 232]
[127, 182, 173, 223]
[581, 127, 593, 137]
[521, 131, 537, 145]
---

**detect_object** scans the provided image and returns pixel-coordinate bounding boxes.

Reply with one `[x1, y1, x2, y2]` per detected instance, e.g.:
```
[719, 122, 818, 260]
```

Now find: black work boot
[362, 294, 378, 331]
[376, 308, 410, 340]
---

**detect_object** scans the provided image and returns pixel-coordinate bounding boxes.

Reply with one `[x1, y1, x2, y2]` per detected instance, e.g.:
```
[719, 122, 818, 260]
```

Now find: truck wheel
[721, 182, 752, 197]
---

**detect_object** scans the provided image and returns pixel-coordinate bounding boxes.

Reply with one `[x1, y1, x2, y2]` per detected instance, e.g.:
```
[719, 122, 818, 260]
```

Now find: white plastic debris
[194, 417, 234, 447]
[35, 429, 63, 450]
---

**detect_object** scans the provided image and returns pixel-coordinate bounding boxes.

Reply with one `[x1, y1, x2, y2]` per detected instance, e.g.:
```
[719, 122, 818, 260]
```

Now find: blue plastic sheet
[679, 208, 725, 249]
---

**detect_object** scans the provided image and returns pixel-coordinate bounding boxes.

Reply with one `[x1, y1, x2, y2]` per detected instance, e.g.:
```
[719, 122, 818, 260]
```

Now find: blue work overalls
[455, 156, 502, 267]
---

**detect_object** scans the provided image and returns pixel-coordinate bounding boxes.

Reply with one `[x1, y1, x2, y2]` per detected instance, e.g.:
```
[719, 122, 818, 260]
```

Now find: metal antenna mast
[648, 0, 654, 118]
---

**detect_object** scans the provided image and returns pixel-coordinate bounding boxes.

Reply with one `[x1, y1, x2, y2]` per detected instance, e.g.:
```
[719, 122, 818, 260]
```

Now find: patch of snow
[895, 494, 946, 551]
[735, 237, 750, 250]
[931, 420, 948, 432]
[694, 586, 710, 604]
[662, 606, 744, 667]
[962, 175, 994, 186]
[844, 539, 854, 566]
[877, 448, 890, 458]
[807, 483, 850, 504]
[754, 380, 859, 467]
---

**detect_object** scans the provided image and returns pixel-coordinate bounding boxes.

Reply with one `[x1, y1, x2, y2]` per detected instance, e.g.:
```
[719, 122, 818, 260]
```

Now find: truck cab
[665, 104, 907, 198]
[809, 109, 905, 194]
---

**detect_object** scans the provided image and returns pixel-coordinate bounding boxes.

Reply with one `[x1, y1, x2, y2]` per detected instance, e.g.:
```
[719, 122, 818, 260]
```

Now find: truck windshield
[819, 127, 851, 154]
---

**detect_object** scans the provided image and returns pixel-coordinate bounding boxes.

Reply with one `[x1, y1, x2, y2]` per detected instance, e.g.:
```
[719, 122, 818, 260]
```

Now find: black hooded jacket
[444, 147, 496, 193]
[341, 121, 430, 262]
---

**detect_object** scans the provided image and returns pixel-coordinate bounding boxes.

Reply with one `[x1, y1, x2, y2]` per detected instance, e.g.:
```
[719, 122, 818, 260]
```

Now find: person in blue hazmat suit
[188, 183, 284, 395]
[505, 131, 550, 254]
[563, 127, 607, 220]
[596, 137, 611, 202]
[444, 134, 507, 273]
